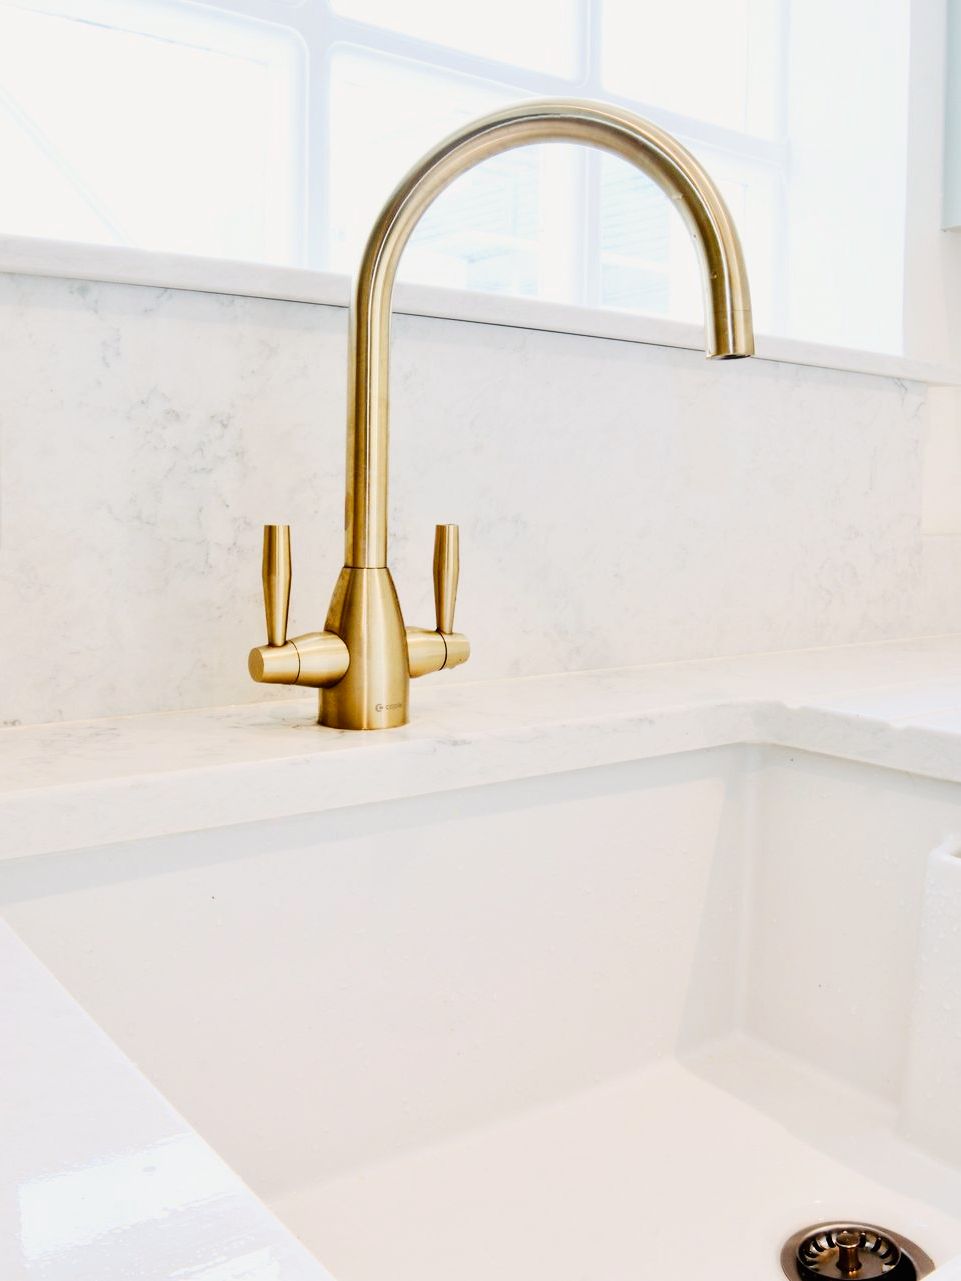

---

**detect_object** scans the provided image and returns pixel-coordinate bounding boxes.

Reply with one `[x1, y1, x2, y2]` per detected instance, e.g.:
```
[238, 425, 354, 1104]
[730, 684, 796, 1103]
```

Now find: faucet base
[319, 566, 410, 730]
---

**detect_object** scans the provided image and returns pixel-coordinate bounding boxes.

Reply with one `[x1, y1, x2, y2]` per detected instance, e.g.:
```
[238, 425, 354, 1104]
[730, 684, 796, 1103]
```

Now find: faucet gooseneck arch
[248, 99, 755, 730]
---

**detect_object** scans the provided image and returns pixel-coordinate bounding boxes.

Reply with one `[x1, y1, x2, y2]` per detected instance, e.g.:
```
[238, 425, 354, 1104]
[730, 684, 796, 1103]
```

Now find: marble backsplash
[1, 269, 959, 727]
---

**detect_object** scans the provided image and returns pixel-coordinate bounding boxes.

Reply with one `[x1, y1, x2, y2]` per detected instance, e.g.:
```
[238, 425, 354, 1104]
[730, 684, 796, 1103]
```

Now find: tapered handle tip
[262, 524, 291, 647]
[433, 523, 459, 635]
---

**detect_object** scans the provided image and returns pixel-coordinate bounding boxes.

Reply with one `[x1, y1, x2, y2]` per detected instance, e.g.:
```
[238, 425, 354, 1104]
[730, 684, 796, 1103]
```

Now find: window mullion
[580, 0, 603, 308]
[302, 2, 332, 271]
[306, 0, 787, 330]
[772, 0, 791, 335]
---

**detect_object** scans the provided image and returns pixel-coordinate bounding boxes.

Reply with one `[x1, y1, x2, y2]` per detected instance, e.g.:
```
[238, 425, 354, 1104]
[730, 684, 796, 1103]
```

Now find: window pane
[330, 0, 579, 77]
[597, 147, 779, 332]
[0, 0, 912, 354]
[598, 160, 673, 314]
[601, 0, 782, 137]
[0, 0, 304, 262]
[328, 51, 579, 301]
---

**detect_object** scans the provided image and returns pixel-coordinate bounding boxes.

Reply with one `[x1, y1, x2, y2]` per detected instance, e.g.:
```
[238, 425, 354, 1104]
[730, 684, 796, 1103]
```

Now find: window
[0, 0, 911, 353]
[0, 0, 304, 262]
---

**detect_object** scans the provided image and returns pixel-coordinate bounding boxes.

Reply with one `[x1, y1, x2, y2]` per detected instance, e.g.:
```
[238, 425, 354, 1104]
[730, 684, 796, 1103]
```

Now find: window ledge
[2, 234, 959, 387]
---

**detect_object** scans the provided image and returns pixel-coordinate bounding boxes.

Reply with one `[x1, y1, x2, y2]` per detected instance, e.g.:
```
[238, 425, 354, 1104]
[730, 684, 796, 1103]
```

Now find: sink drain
[781, 1223, 935, 1281]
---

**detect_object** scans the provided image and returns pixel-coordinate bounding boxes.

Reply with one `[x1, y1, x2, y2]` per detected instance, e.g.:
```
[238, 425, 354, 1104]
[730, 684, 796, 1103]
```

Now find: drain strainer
[781, 1223, 935, 1281]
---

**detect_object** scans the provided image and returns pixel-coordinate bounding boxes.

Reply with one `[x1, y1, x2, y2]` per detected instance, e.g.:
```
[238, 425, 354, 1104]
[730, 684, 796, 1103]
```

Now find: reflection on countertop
[0, 920, 331, 1281]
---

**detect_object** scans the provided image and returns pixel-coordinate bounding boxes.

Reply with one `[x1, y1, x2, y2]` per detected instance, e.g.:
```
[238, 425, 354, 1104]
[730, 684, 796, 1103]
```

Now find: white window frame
[0, 0, 957, 385]
[219, 0, 791, 316]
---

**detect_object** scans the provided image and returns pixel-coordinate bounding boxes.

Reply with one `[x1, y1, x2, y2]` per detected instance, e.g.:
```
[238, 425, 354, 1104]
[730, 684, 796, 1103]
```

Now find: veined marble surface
[2, 269, 961, 727]
[0, 918, 331, 1281]
[3, 634, 961, 862]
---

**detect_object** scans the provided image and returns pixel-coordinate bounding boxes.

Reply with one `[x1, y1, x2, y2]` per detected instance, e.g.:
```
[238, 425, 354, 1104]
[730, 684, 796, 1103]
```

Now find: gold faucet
[248, 98, 754, 730]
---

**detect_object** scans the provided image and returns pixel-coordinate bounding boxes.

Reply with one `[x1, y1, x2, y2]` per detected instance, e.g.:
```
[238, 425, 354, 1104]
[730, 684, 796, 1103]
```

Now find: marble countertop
[3, 635, 961, 862]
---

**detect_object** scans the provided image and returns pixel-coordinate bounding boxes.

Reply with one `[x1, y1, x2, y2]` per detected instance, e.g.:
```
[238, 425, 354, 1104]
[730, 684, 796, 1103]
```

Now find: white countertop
[3, 634, 961, 862]
[0, 916, 331, 1281]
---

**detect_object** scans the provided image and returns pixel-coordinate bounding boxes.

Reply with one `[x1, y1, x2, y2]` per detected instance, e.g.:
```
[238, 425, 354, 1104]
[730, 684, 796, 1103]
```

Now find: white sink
[3, 743, 961, 1279]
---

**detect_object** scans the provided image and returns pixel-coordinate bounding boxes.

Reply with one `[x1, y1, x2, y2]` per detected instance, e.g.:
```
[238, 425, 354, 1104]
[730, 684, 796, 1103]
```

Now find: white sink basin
[3, 743, 961, 1279]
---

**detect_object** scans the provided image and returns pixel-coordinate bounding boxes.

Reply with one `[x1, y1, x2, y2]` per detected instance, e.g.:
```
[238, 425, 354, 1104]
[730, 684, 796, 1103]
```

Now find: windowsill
[2, 233, 959, 386]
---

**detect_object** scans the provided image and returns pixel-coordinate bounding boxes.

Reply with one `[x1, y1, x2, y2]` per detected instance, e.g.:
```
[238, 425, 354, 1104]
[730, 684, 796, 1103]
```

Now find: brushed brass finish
[248, 639, 299, 684]
[345, 98, 753, 571]
[262, 525, 291, 647]
[400, 523, 469, 679]
[248, 524, 349, 692]
[433, 524, 459, 634]
[319, 566, 409, 729]
[406, 627, 448, 678]
[443, 632, 470, 670]
[405, 626, 471, 678]
[294, 632, 350, 686]
[403, 525, 468, 680]
[247, 99, 753, 729]
[248, 632, 349, 688]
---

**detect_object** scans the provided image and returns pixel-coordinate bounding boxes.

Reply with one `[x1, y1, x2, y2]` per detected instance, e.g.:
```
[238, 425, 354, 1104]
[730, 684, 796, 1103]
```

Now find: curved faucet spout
[345, 97, 754, 570]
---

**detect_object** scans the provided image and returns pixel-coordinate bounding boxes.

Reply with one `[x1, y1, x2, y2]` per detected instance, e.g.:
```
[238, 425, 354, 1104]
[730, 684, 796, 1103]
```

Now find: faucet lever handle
[433, 524, 459, 634]
[262, 524, 291, 647]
